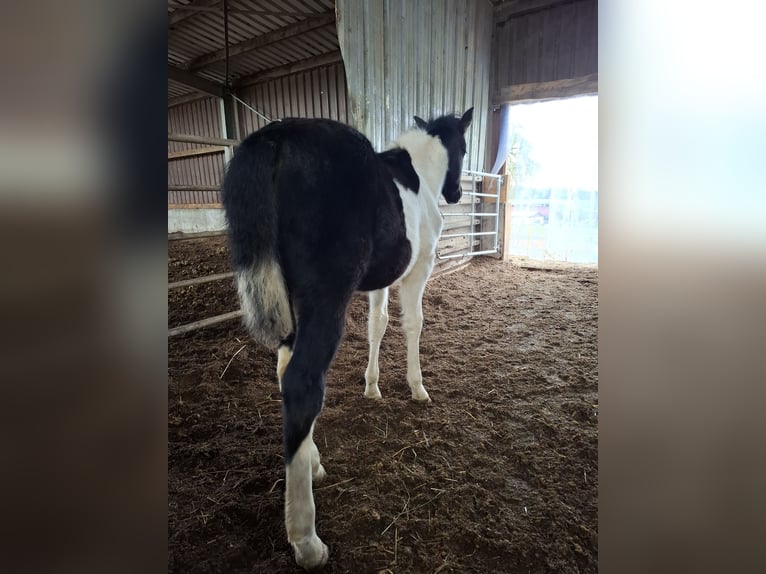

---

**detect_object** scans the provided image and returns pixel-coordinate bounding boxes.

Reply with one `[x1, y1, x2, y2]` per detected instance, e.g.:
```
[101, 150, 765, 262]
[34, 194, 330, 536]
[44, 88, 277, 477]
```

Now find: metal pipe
[231, 94, 274, 123]
[461, 169, 504, 179]
[442, 212, 498, 217]
[168, 310, 243, 338]
[493, 177, 502, 252]
[463, 191, 499, 198]
[440, 231, 498, 239]
[470, 173, 476, 255]
[438, 170, 504, 260]
[168, 271, 235, 291]
[437, 248, 499, 260]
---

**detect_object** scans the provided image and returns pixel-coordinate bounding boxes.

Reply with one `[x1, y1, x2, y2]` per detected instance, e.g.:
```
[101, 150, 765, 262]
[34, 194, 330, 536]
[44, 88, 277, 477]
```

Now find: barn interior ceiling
[167, 0, 339, 105]
[168, 0, 595, 106]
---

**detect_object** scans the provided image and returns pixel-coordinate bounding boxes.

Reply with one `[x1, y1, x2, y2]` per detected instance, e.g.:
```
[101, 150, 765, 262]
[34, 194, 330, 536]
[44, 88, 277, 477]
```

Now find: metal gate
[437, 170, 503, 259]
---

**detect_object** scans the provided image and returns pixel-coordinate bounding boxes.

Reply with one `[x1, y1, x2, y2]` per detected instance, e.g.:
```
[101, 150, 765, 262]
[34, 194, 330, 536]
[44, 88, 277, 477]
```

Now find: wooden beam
[234, 50, 342, 88]
[188, 12, 336, 71]
[168, 133, 239, 146]
[223, 93, 238, 140]
[168, 230, 227, 241]
[493, 73, 598, 104]
[168, 146, 226, 160]
[167, 3, 320, 18]
[168, 65, 225, 98]
[168, 203, 223, 209]
[168, 0, 220, 28]
[168, 92, 213, 108]
[494, 0, 589, 23]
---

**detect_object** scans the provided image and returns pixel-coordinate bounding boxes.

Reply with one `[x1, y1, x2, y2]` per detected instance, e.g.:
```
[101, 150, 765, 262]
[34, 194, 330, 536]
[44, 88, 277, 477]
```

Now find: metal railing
[437, 170, 503, 259]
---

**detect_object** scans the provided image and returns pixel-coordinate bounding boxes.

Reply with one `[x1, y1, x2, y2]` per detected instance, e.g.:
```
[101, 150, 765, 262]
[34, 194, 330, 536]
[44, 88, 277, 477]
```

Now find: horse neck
[394, 130, 448, 199]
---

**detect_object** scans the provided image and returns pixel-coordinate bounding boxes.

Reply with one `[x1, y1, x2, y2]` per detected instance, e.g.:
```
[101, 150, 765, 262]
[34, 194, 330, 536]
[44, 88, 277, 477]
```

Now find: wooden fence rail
[168, 133, 240, 146]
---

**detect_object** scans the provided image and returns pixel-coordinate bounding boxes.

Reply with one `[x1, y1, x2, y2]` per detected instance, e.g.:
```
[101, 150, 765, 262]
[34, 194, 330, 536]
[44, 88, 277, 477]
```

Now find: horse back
[238, 118, 411, 296]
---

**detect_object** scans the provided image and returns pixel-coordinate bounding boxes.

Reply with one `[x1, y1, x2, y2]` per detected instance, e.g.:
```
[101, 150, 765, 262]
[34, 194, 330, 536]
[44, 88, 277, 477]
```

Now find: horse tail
[222, 133, 293, 349]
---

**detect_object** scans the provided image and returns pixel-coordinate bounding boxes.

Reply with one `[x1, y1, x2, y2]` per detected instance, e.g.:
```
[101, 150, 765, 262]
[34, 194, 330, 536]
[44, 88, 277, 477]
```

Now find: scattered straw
[381, 496, 410, 535]
[391, 440, 427, 458]
[219, 344, 246, 380]
[267, 478, 284, 494]
[394, 527, 398, 564]
[314, 477, 354, 491]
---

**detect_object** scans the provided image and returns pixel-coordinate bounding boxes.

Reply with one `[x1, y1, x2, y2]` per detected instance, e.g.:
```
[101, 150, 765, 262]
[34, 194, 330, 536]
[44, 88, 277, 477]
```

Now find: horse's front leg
[364, 287, 389, 399]
[399, 259, 433, 402]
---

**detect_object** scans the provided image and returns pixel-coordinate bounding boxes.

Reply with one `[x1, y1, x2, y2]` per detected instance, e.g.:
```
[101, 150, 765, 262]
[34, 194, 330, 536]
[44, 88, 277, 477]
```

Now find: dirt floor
[168, 236, 598, 574]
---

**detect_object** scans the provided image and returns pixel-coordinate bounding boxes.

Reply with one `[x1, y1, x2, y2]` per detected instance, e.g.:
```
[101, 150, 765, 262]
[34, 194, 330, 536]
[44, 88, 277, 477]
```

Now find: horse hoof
[363, 387, 382, 400]
[411, 390, 431, 403]
[293, 536, 329, 570]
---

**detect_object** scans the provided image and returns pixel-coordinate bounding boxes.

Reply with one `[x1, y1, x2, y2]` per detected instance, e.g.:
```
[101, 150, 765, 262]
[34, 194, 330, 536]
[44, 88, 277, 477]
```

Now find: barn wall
[168, 96, 227, 207]
[234, 61, 349, 134]
[336, 0, 494, 172]
[168, 208, 227, 235]
[492, 0, 597, 96]
[168, 62, 350, 219]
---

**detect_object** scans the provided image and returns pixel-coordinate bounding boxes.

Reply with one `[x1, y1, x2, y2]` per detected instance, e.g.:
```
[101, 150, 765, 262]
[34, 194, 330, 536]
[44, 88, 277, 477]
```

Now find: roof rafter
[186, 11, 336, 71]
[167, 2, 321, 19]
[494, 0, 587, 23]
[168, 64, 226, 97]
[233, 50, 342, 89]
[168, 0, 221, 29]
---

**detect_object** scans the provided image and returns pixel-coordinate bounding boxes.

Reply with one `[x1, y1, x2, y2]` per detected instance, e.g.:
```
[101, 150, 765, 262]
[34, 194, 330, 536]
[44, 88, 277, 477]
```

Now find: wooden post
[225, 93, 239, 141]
[499, 164, 514, 261]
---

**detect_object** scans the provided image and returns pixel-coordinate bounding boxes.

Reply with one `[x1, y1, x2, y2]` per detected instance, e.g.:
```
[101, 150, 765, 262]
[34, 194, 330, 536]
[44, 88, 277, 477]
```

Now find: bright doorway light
[506, 95, 598, 263]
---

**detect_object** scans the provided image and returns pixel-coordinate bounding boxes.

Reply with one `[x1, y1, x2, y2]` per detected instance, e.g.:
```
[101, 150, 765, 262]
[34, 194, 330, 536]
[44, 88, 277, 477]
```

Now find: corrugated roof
[168, 0, 338, 102]
[168, 78, 196, 98]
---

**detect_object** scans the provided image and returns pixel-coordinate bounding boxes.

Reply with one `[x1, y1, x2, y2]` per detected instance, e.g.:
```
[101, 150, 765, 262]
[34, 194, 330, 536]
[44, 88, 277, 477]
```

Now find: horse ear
[413, 115, 428, 130]
[459, 107, 474, 132]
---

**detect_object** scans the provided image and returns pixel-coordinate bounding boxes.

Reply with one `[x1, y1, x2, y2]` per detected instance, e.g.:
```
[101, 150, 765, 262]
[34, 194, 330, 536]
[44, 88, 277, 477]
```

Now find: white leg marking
[285, 424, 329, 570]
[400, 262, 432, 402]
[364, 288, 389, 400]
[309, 436, 326, 482]
[276, 344, 292, 393]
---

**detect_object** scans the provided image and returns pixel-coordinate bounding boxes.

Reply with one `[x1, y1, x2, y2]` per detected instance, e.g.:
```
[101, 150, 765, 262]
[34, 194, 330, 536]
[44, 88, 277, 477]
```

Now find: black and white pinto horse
[222, 108, 473, 569]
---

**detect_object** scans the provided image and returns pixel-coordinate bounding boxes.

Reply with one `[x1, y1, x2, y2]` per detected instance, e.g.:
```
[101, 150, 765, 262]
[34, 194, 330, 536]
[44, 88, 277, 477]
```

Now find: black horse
[222, 109, 473, 569]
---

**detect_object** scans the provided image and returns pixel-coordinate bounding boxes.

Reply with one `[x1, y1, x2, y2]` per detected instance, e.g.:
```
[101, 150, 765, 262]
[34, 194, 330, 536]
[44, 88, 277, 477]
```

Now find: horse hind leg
[282, 306, 345, 569]
[277, 333, 326, 482]
[284, 421, 328, 569]
[308, 434, 326, 481]
[277, 334, 294, 393]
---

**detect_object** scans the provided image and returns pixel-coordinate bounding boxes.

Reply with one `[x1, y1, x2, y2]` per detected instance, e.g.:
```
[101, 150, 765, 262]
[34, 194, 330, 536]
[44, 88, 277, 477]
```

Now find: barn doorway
[505, 95, 598, 263]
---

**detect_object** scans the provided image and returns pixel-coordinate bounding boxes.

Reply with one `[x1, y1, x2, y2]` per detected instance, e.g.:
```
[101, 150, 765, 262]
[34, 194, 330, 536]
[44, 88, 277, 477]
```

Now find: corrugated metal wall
[168, 64, 349, 207]
[336, 0, 494, 172]
[235, 62, 349, 134]
[493, 0, 597, 88]
[168, 97, 227, 206]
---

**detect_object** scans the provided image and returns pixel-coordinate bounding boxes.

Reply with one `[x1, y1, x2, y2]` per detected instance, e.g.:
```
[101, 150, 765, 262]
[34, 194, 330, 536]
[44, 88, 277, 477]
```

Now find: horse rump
[222, 131, 293, 349]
